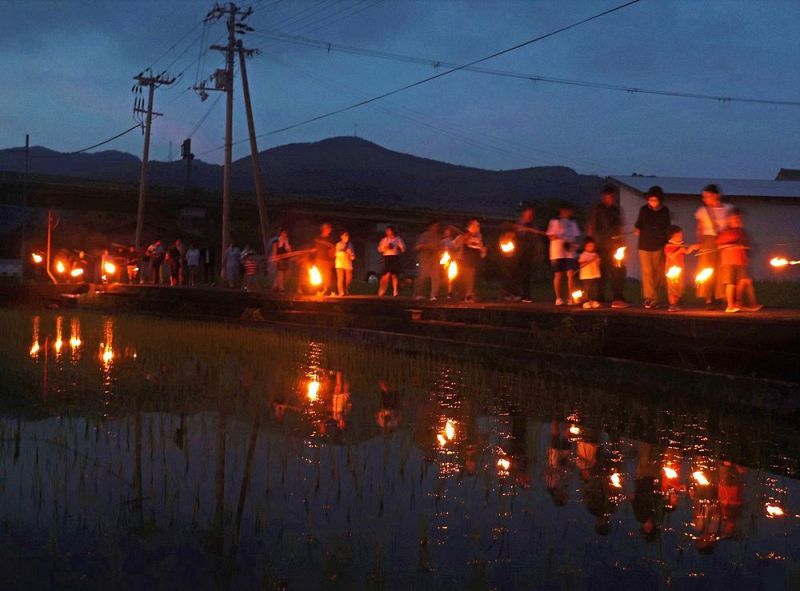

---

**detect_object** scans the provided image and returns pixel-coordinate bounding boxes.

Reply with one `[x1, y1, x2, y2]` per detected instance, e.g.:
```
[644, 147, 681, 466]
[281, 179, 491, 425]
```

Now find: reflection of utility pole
[133, 71, 175, 251]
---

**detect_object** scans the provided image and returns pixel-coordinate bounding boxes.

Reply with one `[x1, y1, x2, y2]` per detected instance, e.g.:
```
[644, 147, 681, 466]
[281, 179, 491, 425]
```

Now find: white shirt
[547, 218, 581, 260]
[695, 203, 733, 236]
[186, 248, 200, 266]
[378, 236, 405, 257]
[578, 251, 601, 280]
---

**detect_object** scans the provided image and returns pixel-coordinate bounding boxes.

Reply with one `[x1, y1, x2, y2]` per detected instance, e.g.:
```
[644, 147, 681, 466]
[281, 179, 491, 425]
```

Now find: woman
[377, 226, 405, 296]
[335, 231, 356, 296]
[695, 184, 732, 309]
[270, 229, 292, 293]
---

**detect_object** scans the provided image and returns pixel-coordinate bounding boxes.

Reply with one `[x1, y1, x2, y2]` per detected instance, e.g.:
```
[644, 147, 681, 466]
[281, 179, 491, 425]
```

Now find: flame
[54, 316, 63, 356]
[497, 457, 511, 472]
[568, 424, 581, 436]
[29, 316, 40, 359]
[444, 420, 456, 441]
[613, 246, 626, 262]
[437, 433, 447, 447]
[571, 289, 584, 301]
[610, 473, 623, 488]
[100, 346, 113, 365]
[695, 267, 714, 285]
[766, 504, 785, 518]
[500, 240, 515, 254]
[447, 261, 458, 281]
[29, 342, 40, 357]
[70, 267, 84, 278]
[55, 260, 66, 274]
[69, 318, 81, 351]
[666, 265, 682, 280]
[770, 257, 800, 267]
[662, 466, 679, 480]
[103, 261, 117, 275]
[307, 379, 320, 401]
[692, 470, 710, 486]
[308, 265, 323, 287]
[31, 253, 43, 264]
[439, 251, 451, 266]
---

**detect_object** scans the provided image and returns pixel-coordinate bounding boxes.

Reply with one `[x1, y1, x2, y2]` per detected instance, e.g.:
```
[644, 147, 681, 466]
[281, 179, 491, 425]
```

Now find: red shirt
[717, 228, 749, 266]
[664, 242, 685, 270]
[243, 258, 259, 276]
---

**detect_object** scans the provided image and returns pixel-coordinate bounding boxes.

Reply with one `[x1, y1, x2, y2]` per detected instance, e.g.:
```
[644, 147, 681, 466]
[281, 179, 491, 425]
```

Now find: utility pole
[20, 134, 29, 277]
[200, 2, 272, 263]
[237, 40, 270, 258]
[133, 71, 175, 252]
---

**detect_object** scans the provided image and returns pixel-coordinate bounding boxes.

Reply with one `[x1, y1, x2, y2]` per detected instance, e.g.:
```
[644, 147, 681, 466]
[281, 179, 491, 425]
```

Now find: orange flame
[55, 260, 66, 274]
[766, 504, 785, 518]
[613, 247, 626, 262]
[70, 267, 84, 278]
[692, 470, 710, 486]
[103, 261, 117, 275]
[666, 266, 682, 280]
[695, 267, 714, 285]
[447, 261, 458, 281]
[439, 251, 451, 266]
[500, 240, 515, 254]
[610, 473, 623, 488]
[308, 265, 323, 287]
[31, 253, 43, 264]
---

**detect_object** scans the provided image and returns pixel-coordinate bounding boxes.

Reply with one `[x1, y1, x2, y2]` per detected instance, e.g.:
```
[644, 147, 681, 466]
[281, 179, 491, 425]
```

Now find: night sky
[1, 0, 798, 177]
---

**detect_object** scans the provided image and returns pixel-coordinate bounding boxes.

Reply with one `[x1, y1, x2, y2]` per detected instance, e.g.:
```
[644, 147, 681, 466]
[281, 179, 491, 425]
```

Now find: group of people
[117, 184, 762, 313]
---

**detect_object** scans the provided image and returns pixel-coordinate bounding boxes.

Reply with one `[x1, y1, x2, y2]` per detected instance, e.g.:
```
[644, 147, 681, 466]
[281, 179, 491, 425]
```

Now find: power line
[3, 124, 143, 157]
[197, 0, 643, 156]
[255, 30, 800, 108]
[144, 19, 205, 71]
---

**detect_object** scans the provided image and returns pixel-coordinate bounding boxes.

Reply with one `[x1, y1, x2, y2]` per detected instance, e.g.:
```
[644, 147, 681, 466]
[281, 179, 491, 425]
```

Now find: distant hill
[0, 137, 603, 213]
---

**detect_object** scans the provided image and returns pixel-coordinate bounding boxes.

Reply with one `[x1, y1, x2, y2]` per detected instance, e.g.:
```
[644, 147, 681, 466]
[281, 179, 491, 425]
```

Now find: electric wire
[196, 0, 644, 156]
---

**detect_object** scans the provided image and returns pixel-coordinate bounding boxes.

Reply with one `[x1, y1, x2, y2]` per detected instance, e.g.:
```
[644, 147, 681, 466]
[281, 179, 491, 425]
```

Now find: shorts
[383, 255, 402, 276]
[551, 258, 578, 273]
[720, 264, 748, 285]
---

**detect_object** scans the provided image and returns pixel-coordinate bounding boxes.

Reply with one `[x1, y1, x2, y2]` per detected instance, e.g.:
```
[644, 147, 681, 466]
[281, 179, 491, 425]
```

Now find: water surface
[0, 309, 798, 590]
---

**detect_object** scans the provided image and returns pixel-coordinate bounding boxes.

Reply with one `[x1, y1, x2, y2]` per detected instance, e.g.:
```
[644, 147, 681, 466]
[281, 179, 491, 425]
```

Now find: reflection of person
[331, 371, 351, 431]
[577, 428, 618, 535]
[378, 226, 406, 297]
[630, 442, 665, 542]
[718, 461, 746, 540]
[509, 410, 530, 488]
[547, 206, 581, 306]
[695, 184, 732, 308]
[635, 186, 671, 309]
[377, 380, 400, 432]
[545, 421, 573, 506]
[690, 467, 720, 554]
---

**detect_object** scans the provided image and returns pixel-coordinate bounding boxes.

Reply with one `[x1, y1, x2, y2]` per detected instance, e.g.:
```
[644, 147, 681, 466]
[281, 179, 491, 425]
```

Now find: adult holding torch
[378, 226, 406, 297]
[511, 205, 544, 303]
[587, 185, 630, 308]
[695, 184, 732, 309]
[414, 221, 442, 301]
[635, 186, 672, 309]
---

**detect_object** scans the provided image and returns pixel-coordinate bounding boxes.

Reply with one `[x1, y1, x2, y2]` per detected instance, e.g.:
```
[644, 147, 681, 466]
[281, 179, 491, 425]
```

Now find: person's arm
[585, 206, 597, 238]
[398, 238, 406, 253]
[634, 207, 643, 236]
[546, 219, 559, 240]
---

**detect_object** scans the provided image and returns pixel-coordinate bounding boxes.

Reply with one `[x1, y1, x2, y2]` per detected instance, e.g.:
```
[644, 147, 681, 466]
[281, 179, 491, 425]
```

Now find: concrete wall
[619, 187, 800, 281]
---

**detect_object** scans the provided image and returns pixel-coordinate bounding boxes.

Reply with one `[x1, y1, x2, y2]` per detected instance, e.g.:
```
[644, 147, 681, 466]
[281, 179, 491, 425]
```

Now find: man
[514, 205, 544, 303]
[635, 186, 671, 309]
[414, 221, 442, 301]
[313, 223, 336, 295]
[586, 185, 630, 307]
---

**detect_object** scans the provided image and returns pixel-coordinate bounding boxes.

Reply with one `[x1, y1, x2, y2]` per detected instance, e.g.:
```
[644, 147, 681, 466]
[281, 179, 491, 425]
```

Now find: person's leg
[638, 251, 652, 303]
[414, 265, 426, 298]
[520, 258, 532, 301]
[726, 283, 736, 309]
[696, 237, 716, 304]
[741, 278, 758, 306]
[553, 269, 562, 302]
[391, 273, 399, 296]
[463, 265, 476, 299]
[378, 273, 389, 296]
[429, 263, 440, 299]
[336, 268, 344, 296]
[652, 250, 665, 305]
[597, 247, 610, 302]
[345, 269, 352, 294]
[567, 269, 577, 301]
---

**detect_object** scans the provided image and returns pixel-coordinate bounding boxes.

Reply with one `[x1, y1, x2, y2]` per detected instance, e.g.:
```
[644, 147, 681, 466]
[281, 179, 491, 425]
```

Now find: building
[609, 176, 800, 281]
[776, 168, 800, 181]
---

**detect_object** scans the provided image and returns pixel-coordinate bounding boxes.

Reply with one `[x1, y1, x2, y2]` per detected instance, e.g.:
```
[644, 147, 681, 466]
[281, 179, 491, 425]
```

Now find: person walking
[377, 226, 406, 297]
[167, 240, 181, 286]
[456, 218, 487, 302]
[335, 231, 356, 296]
[586, 185, 629, 307]
[635, 186, 671, 309]
[314, 223, 336, 295]
[414, 221, 442, 301]
[695, 184, 732, 309]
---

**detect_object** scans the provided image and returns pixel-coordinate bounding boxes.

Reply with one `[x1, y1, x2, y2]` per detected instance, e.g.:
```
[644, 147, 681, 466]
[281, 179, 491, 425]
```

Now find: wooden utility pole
[237, 40, 270, 258]
[133, 72, 175, 252]
[20, 134, 29, 276]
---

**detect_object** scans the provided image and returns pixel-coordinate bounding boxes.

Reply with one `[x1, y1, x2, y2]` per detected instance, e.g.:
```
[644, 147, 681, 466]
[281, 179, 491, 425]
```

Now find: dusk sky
[1, 0, 798, 178]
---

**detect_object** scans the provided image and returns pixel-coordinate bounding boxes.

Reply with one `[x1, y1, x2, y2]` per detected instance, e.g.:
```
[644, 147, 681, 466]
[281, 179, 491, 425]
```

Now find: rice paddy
[0, 308, 799, 590]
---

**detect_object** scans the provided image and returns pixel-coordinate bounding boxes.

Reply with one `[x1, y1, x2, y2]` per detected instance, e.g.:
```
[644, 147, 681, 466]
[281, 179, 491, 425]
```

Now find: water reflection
[3, 310, 800, 589]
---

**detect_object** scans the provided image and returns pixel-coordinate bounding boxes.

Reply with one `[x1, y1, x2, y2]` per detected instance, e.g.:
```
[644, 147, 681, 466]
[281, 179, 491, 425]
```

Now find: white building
[609, 176, 800, 281]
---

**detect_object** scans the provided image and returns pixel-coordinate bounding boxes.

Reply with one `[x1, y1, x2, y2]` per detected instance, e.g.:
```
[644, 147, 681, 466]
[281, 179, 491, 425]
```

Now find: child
[242, 252, 259, 291]
[456, 218, 487, 302]
[335, 231, 356, 296]
[664, 225, 698, 311]
[547, 205, 581, 305]
[716, 209, 761, 313]
[578, 237, 601, 309]
[270, 229, 292, 293]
